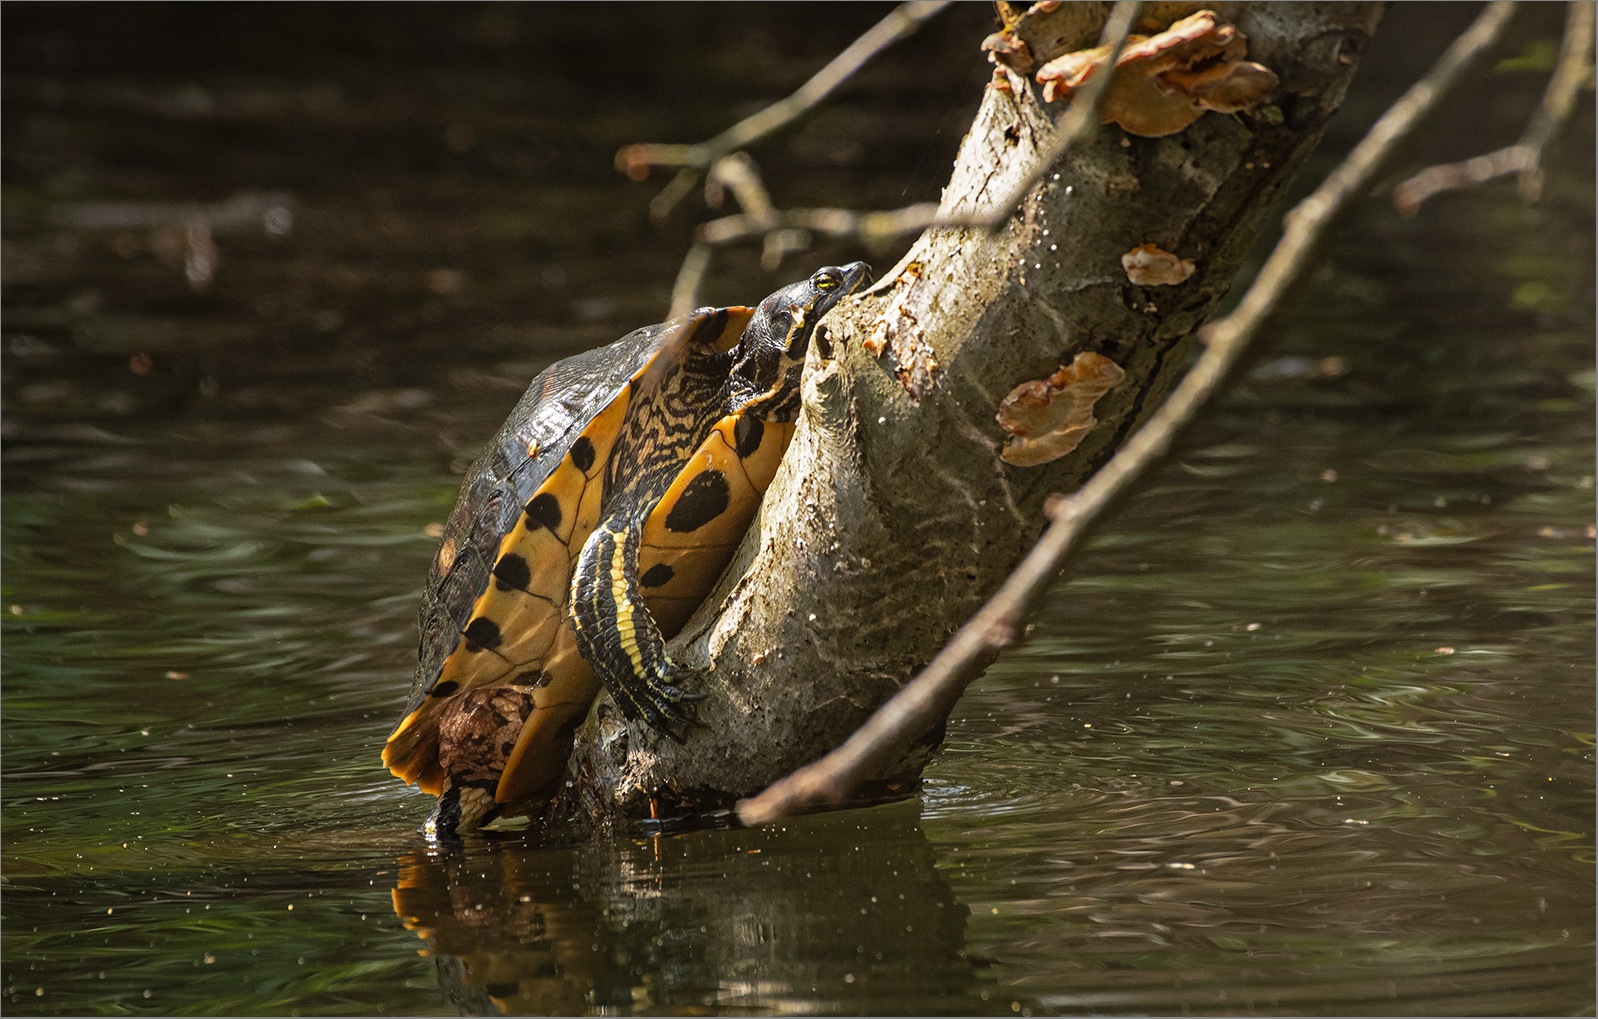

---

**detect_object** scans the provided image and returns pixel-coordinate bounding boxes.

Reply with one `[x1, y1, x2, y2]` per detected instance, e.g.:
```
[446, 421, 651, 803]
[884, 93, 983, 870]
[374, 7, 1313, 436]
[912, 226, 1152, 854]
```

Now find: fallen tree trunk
[552, 2, 1386, 830]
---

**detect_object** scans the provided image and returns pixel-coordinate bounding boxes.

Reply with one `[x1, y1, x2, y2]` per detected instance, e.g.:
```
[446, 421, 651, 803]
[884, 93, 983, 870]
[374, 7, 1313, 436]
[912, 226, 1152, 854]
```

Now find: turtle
[383, 262, 873, 834]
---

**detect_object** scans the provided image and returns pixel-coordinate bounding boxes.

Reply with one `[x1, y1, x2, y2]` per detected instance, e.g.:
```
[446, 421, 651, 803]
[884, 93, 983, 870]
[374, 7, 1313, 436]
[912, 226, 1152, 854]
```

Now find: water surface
[3, 5, 1592, 1015]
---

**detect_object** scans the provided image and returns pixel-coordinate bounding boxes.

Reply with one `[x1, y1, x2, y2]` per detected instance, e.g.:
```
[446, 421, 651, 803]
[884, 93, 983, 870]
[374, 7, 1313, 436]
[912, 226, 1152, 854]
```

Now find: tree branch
[667, 202, 941, 319]
[659, 1, 1139, 317]
[617, 1, 951, 222]
[663, 149, 936, 318]
[1394, 0, 1591, 215]
[789, 0, 1146, 241]
[736, 0, 1520, 828]
[944, 0, 1143, 231]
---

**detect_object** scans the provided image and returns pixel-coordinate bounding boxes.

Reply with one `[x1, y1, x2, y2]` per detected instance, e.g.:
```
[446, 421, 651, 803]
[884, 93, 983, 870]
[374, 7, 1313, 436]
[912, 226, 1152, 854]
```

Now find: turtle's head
[728, 262, 872, 420]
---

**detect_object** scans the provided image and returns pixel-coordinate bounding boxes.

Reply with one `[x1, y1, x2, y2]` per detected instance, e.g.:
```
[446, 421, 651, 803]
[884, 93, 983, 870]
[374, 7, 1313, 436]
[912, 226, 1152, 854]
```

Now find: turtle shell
[382, 306, 754, 804]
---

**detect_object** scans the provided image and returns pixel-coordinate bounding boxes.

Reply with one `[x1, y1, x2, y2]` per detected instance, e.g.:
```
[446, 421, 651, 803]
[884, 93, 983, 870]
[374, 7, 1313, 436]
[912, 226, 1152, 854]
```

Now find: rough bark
[552, 2, 1385, 831]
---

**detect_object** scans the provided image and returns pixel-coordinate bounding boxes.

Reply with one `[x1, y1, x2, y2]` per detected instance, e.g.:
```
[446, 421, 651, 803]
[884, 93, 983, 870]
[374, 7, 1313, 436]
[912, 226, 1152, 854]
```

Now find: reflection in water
[391, 804, 979, 1016]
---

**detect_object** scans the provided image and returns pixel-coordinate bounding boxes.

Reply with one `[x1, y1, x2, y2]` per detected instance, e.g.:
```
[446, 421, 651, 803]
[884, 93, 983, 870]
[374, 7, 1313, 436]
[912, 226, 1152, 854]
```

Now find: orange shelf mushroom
[1035, 10, 1279, 137]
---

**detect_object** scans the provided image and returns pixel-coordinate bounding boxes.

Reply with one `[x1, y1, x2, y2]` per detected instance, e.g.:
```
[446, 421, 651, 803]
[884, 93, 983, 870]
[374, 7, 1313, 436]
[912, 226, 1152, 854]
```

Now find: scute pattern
[382, 305, 757, 806]
[383, 318, 686, 796]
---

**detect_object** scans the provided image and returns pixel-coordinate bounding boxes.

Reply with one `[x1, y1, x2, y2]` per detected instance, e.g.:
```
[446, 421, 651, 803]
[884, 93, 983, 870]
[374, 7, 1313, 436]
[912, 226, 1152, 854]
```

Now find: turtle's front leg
[570, 522, 701, 740]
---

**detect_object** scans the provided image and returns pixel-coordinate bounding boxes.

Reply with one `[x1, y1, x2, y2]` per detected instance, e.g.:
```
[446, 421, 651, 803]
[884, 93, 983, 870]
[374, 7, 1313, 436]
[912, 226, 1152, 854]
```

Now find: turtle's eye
[812, 269, 842, 292]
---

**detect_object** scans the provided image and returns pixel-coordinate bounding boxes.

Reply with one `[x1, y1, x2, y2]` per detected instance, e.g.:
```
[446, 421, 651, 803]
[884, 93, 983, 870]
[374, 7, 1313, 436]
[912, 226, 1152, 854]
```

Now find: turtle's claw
[614, 663, 708, 742]
[642, 679, 702, 741]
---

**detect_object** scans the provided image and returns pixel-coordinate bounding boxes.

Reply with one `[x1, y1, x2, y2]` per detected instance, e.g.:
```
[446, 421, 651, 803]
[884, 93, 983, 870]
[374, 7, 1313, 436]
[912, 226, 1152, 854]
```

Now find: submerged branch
[736, 0, 1519, 828]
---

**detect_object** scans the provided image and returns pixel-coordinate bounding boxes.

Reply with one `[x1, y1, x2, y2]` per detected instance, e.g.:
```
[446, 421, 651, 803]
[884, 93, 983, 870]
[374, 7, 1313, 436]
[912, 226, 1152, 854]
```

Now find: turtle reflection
[391, 804, 981, 1016]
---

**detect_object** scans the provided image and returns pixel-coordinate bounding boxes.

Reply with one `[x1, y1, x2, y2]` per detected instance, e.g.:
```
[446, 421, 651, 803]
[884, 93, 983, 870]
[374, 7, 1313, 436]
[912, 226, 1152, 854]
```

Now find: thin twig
[1394, 0, 1590, 215]
[665, 203, 940, 316]
[649, 168, 703, 225]
[1516, 0, 1596, 201]
[665, 140, 939, 315]
[664, 2, 1140, 314]
[706, 153, 777, 225]
[736, 0, 1519, 828]
[698, 203, 943, 247]
[950, 0, 1143, 231]
[817, 0, 1143, 240]
[617, 1, 950, 221]
[668, 244, 714, 321]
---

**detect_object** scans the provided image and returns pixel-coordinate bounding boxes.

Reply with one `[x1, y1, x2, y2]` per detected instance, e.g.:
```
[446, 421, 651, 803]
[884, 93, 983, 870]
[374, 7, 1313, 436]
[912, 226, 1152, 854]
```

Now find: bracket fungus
[981, 30, 1034, 74]
[1122, 242, 1196, 286]
[1035, 10, 1279, 137]
[996, 352, 1126, 467]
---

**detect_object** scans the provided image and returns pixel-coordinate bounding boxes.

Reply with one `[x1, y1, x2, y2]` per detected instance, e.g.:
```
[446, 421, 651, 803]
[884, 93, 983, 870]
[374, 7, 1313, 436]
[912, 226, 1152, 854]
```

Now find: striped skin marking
[607, 529, 649, 682]
[569, 523, 693, 736]
[567, 410, 797, 734]
[563, 310, 774, 737]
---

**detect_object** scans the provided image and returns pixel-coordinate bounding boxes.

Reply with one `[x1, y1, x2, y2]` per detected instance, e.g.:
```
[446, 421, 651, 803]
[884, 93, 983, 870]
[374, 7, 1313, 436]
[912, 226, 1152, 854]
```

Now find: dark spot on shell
[665, 471, 730, 533]
[500, 740, 516, 757]
[733, 415, 764, 458]
[524, 492, 562, 532]
[428, 680, 460, 698]
[463, 617, 502, 650]
[640, 563, 674, 588]
[516, 669, 552, 689]
[569, 436, 596, 473]
[687, 309, 728, 348]
[493, 552, 532, 591]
